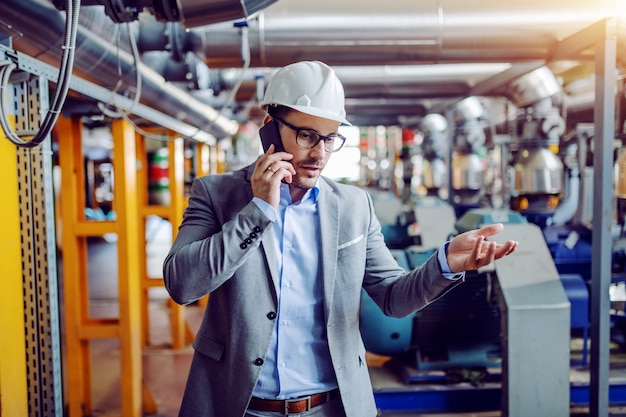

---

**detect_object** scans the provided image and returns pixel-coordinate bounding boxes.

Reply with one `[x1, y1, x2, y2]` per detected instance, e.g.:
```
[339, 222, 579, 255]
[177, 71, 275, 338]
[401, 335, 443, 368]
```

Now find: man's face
[277, 110, 341, 190]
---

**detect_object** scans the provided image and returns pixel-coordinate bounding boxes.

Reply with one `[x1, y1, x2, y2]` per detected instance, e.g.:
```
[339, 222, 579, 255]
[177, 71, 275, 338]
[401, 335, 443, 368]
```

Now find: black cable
[0, 0, 80, 148]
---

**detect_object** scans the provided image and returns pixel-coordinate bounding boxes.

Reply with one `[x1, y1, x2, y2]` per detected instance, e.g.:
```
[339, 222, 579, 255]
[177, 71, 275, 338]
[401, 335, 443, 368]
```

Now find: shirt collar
[279, 181, 320, 205]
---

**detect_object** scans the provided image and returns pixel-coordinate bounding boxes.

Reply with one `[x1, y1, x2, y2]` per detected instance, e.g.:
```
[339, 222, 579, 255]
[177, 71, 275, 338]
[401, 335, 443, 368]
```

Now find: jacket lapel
[317, 179, 340, 322]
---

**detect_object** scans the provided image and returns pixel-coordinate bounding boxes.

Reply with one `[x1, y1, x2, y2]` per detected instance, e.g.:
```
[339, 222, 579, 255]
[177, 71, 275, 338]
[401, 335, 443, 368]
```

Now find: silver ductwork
[192, 0, 621, 69]
[188, 0, 622, 125]
[1, 0, 622, 130]
[207, 63, 512, 126]
[505, 67, 564, 110]
[0, 0, 245, 138]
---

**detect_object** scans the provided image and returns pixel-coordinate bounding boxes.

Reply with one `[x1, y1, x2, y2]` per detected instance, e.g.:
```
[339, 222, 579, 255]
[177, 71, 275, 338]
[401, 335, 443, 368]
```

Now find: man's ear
[262, 115, 272, 125]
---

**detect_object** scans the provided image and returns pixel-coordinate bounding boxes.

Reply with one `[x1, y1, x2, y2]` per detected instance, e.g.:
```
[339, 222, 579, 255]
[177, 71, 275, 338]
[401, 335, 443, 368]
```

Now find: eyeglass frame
[272, 115, 346, 153]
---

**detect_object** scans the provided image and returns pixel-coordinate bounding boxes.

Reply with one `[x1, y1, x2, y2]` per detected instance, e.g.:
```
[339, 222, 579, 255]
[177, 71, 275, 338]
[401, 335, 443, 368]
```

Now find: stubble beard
[291, 159, 325, 190]
[291, 172, 318, 190]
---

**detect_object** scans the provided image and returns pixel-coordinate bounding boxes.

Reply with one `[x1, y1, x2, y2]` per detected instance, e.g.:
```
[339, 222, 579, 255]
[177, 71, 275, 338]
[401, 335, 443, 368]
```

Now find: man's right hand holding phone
[251, 145, 295, 208]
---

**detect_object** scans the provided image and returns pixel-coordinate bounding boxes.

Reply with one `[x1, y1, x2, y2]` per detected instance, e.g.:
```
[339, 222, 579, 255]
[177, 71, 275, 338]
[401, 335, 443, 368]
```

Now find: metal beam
[550, 18, 616, 62]
[4, 48, 219, 145]
[589, 17, 618, 417]
[469, 61, 546, 97]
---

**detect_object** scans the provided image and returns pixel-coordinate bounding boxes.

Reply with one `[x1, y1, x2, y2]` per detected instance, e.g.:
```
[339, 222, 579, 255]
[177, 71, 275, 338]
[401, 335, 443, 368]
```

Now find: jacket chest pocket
[337, 234, 365, 258]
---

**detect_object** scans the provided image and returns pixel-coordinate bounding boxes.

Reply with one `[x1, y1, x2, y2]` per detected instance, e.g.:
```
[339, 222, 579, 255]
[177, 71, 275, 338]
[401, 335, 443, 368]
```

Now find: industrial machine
[507, 68, 566, 228]
[450, 97, 489, 219]
[419, 113, 449, 200]
[360, 64, 621, 416]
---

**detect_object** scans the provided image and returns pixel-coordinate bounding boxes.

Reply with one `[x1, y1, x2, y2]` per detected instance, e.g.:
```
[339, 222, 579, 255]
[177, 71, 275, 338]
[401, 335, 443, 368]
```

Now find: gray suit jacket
[163, 164, 460, 417]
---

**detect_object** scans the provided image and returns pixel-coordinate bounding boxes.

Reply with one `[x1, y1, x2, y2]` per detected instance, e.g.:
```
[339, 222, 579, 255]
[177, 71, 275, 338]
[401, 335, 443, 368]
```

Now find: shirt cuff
[438, 241, 465, 281]
[252, 197, 277, 221]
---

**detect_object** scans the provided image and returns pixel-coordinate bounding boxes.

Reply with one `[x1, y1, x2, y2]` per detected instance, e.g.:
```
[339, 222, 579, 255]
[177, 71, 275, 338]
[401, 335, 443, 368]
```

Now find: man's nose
[310, 139, 328, 157]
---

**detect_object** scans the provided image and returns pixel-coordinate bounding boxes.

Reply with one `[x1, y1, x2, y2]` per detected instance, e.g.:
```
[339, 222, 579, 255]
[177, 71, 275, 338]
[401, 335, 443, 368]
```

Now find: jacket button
[254, 358, 264, 366]
[253, 226, 261, 233]
[240, 243, 247, 249]
[267, 312, 277, 320]
[245, 237, 253, 244]
[250, 232, 257, 238]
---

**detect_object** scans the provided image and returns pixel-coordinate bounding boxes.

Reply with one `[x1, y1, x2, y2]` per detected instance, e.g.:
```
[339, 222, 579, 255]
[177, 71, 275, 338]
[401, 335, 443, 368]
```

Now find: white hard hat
[259, 61, 351, 125]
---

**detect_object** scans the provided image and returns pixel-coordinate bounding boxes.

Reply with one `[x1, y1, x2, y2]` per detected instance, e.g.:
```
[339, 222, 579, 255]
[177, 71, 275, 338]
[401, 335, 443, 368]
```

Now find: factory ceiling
[0, 0, 624, 138]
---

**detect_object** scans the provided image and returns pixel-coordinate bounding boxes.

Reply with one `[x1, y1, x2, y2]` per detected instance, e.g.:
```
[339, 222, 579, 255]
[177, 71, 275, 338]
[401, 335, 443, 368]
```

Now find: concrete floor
[82, 217, 626, 417]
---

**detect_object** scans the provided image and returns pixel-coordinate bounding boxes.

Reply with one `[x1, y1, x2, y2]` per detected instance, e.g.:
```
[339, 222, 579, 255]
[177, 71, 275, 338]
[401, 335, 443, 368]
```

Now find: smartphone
[259, 120, 285, 153]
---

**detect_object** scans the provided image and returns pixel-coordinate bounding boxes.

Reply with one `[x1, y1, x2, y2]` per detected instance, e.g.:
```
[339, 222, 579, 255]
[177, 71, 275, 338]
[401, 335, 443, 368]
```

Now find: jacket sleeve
[162, 177, 274, 304]
[361, 192, 462, 318]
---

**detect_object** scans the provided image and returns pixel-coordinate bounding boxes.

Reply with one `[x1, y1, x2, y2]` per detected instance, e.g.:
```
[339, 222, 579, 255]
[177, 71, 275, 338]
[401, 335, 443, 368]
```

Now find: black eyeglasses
[273, 116, 346, 153]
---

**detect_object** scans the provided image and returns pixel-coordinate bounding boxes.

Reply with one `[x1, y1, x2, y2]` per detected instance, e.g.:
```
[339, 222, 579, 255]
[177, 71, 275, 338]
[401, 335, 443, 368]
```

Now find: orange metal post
[58, 116, 146, 416]
[111, 119, 143, 416]
[57, 116, 95, 416]
[167, 137, 188, 348]
[136, 135, 151, 348]
[136, 133, 189, 349]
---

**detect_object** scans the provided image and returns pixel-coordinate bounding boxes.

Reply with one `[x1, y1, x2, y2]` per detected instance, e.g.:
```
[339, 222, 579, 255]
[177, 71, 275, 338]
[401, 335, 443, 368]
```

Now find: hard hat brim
[260, 101, 352, 126]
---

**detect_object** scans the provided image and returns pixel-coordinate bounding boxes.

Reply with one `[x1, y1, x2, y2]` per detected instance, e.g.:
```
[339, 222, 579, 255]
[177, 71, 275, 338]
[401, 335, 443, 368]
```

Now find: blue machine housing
[361, 208, 593, 371]
[542, 224, 593, 281]
[360, 249, 416, 356]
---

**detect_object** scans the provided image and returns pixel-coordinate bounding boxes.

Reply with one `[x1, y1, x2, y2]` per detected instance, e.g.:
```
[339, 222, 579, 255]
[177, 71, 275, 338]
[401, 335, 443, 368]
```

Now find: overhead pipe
[0, 0, 239, 138]
[189, 0, 622, 125]
[192, 0, 622, 69]
[4, 0, 620, 130]
[205, 63, 512, 125]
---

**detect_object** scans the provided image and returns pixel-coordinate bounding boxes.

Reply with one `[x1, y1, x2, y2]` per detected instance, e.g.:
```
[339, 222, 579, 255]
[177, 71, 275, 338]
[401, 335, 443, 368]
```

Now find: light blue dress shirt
[251, 183, 463, 399]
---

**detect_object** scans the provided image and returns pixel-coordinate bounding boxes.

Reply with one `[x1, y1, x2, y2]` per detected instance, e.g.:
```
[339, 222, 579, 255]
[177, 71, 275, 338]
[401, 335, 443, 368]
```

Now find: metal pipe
[193, 0, 621, 69]
[0, 0, 238, 137]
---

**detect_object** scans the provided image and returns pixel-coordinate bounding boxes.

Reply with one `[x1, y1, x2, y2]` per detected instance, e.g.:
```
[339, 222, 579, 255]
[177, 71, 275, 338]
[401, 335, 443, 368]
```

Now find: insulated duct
[188, 0, 623, 125]
[2, 0, 622, 129]
[0, 0, 244, 138]
[192, 0, 623, 69]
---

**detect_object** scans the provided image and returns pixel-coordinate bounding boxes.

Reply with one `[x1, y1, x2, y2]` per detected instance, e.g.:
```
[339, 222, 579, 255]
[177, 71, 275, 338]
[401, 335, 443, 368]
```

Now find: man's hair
[267, 104, 293, 120]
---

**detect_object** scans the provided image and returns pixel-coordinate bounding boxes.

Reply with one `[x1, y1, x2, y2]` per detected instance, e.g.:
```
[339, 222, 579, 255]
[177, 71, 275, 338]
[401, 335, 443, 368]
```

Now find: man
[163, 61, 518, 417]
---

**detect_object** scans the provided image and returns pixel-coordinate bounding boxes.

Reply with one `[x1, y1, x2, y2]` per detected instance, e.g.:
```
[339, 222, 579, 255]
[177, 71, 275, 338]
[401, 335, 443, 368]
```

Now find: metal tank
[504, 68, 566, 225]
[509, 147, 563, 213]
[419, 113, 449, 197]
[452, 153, 484, 201]
[450, 97, 487, 216]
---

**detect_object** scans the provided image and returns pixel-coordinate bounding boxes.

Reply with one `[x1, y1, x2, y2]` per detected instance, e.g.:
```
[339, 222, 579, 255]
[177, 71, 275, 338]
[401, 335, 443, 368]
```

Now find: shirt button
[254, 358, 264, 366]
[280, 361, 286, 367]
[267, 312, 277, 320]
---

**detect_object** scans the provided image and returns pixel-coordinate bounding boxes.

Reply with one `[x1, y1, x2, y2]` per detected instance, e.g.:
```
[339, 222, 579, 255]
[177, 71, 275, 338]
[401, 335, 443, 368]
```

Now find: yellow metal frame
[0, 117, 28, 417]
[135, 134, 217, 348]
[58, 116, 146, 416]
[136, 133, 190, 349]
